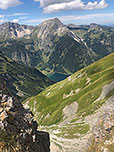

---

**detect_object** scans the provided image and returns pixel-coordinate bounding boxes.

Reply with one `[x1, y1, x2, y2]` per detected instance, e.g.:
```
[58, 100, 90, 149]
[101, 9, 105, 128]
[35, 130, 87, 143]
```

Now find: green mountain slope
[0, 51, 53, 101]
[30, 19, 96, 74]
[0, 38, 42, 66]
[24, 53, 114, 151]
[24, 53, 114, 125]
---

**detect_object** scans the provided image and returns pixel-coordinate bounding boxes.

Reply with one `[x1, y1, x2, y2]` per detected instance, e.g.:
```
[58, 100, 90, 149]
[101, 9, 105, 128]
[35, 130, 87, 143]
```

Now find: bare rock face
[34, 18, 77, 51]
[0, 81, 50, 152]
[0, 22, 33, 39]
[87, 98, 114, 152]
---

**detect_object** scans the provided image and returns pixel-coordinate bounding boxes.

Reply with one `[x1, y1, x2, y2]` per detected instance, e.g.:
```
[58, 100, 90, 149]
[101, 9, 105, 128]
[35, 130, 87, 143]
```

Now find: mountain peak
[35, 17, 64, 43]
[39, 17, 63, 27]
[51, 17, 62, 23]
[90, 23, 100, 28]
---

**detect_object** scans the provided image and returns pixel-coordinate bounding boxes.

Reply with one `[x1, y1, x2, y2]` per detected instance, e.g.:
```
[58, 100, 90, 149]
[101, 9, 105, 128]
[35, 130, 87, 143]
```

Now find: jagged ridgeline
[0, 19, 114, 76]
[0, 51, 53, 101]
[24, 53, 114, 152]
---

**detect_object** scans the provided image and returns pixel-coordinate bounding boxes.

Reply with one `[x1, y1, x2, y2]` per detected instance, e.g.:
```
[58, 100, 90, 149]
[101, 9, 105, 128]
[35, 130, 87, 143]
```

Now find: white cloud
[0, 0, 22, 9]
[0, 15, 4, 18]
[35, 0, 108, 13]
[24, 13, 114, 25]
[85, 0, 108, 10]
[12, 19, 19, 23]
[0, 13, 28, 24]
[34, 0, 71, 7]
[24, 18, 47, 23]
[19, 16, 28, 20]
[7, 13, 29, 17]
[59, 13, 114, 22]
[0, 19, 7, 23]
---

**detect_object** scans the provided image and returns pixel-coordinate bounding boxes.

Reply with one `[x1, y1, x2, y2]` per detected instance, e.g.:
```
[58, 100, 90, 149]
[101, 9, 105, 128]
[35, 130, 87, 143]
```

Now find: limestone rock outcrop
[0, 81, 50, 152]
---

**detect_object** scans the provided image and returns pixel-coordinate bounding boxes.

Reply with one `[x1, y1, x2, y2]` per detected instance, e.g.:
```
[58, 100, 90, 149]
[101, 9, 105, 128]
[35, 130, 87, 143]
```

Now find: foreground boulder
[0, 81, 50, 152]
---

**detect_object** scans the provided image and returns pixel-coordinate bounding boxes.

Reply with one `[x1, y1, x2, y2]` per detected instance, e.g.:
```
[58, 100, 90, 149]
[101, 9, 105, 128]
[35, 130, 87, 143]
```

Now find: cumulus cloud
[0, 0, 22, 9]
[12, 19, 19, 23]
[85, 0, 108, 10]
[35, 0, 108, 13]
[34, 0, 71, 7]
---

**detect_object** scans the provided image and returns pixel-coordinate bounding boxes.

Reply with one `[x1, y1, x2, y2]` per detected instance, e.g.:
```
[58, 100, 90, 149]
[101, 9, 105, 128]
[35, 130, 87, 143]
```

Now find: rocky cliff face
[34, 18, 76, 49]
[0, 80, 50, 152]
[87, 101, 114, 152]
[0, 22, 33, 40]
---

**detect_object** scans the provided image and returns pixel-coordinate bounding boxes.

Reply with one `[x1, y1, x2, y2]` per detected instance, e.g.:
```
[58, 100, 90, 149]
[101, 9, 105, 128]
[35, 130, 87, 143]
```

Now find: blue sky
[0, 0, 114, 25]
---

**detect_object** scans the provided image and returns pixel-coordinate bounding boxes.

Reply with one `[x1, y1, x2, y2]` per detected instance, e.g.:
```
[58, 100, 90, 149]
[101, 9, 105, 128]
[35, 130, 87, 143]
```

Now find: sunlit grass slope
[24, 53, 114, 126]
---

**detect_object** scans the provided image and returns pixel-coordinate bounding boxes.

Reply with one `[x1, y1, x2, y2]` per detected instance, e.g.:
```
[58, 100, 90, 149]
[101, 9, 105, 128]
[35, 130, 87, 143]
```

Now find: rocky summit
[0, 79, 50, 152]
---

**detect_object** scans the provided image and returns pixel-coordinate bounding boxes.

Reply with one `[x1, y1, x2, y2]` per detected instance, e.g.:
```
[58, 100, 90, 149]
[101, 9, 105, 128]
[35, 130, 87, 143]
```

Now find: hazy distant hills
[0, 51, 53, 101]
[0, 18, 114, 76]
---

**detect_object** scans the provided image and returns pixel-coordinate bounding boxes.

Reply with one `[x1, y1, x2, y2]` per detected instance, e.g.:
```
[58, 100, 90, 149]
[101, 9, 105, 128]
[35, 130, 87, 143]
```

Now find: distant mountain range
[0, 18, 114, 76]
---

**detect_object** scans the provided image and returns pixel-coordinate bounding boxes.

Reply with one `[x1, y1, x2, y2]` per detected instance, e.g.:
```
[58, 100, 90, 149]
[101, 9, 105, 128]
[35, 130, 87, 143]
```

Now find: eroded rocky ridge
[0, 80, 50, 152]
[0, 22, 33, 39]
[87, 99, 114, 152]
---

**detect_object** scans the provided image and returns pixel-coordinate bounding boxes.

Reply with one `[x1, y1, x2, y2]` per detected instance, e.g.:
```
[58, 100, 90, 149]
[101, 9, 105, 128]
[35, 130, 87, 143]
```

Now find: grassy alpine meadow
[24, 53, 114, 126]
